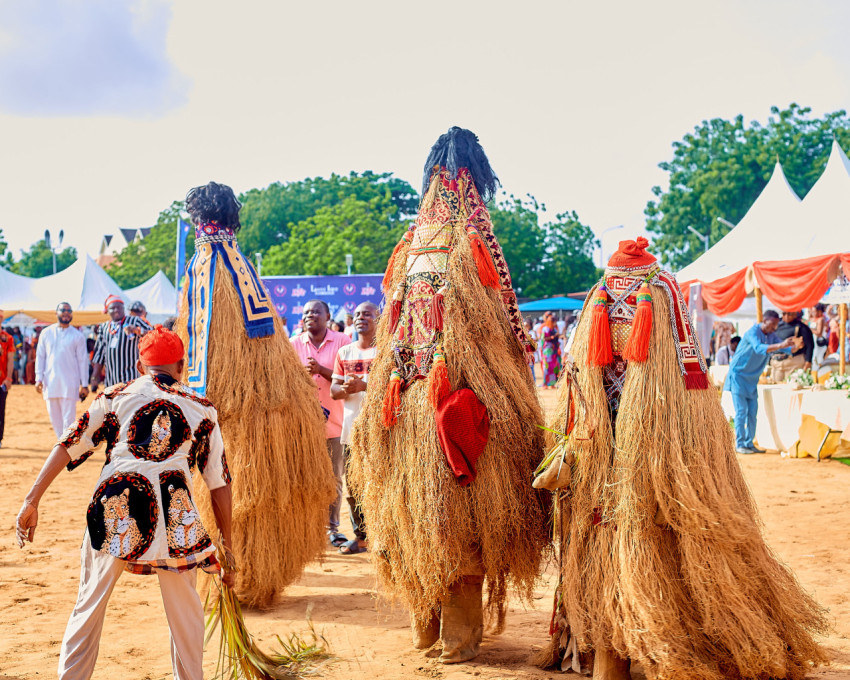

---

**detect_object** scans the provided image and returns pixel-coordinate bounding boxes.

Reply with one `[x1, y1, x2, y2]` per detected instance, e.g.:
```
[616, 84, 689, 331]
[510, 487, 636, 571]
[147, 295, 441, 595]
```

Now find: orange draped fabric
[687, 268, 749, 317]
[752, 254, 841, 311]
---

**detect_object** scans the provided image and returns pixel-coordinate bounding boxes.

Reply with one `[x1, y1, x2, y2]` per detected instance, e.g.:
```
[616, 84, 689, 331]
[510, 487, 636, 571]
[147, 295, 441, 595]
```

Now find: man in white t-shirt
[331, 302, 378, 555]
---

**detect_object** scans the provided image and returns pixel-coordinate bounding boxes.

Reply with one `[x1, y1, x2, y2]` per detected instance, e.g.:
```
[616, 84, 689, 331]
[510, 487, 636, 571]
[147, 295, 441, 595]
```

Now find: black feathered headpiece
[185, 181, 242, 232]
[422, 127, 499, 203]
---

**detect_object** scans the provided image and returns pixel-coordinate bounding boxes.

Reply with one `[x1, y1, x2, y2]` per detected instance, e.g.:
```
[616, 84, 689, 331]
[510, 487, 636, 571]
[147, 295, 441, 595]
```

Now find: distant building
[95, 228, 153, 268]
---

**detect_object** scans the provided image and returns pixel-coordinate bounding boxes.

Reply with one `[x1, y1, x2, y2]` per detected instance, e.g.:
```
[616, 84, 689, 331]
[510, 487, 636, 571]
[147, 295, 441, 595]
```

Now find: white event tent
[124, 270, 178, 324]
[678, 140, 850, 317]
[678, 161, 801, 290]
[0, 255, 126, 325]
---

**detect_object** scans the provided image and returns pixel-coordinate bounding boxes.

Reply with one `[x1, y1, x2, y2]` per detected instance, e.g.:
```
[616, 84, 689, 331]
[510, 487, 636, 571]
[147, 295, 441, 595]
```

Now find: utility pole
[44, 229, 64, 274]
[598, 225, 624, 267]
[687, 225, 709, 253]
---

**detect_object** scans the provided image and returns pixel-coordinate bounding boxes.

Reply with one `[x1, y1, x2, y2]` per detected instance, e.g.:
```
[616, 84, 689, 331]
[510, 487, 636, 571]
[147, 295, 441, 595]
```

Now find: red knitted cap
[103, 294, 123, 312]
[139, 325, 184, 366]
[607, 236, 657, 269]
[435, 388, 490, 486]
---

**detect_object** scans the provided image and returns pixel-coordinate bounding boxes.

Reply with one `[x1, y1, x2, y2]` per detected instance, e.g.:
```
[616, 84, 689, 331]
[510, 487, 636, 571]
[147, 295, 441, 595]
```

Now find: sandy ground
[1, 384, 848, 680]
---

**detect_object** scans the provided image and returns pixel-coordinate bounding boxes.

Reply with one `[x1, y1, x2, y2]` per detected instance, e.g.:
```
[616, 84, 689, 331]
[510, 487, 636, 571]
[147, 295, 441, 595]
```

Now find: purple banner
[262, 274, 385, 332]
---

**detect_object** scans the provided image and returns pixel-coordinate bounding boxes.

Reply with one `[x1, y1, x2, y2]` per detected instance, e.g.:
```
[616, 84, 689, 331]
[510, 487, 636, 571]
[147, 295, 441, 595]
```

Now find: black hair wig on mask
[422, 127, 499, 203]
[185, 181, 242, 231]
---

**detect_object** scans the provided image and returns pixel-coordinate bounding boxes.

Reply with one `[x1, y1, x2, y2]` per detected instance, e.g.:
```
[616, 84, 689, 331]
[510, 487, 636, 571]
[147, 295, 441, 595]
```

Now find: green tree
[106, 173, 418, 286]
[107, 200, 189, 288]
[262, 195, 405, 275]
[11, 239, 77, 277]
[491, 196, 599, 297]
[646, 103, 850, 270]
[238, 171, 418, 256]
[538, 211, 600, 298]
[0, 229, 12, 269]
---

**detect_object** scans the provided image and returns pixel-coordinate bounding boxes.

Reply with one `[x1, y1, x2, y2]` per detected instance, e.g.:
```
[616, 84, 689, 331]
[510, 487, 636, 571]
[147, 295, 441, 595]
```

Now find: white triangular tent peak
[677, 160, 801, 284]
[25, 255, 127, 313]
[783, 138, 850, 259]
[124, 270, 178, 317]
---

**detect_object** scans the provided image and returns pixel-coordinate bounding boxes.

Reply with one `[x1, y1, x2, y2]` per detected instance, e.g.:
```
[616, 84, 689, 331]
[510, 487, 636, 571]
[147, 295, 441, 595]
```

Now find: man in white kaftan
[35, 303, 89, 437]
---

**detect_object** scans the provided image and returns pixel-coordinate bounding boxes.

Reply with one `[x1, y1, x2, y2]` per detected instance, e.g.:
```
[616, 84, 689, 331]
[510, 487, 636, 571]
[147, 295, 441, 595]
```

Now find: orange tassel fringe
[467, 227, 500, 290]
[382, 372, 402, 428]
[383, 231, 413, 293]
[588, 283, 613, 367]
[428, 349, 451, 408]
[622, 283, 652, 362]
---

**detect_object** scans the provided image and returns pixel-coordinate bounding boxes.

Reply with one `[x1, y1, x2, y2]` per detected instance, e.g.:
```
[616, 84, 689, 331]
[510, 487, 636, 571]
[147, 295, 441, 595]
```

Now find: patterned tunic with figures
[60, 373, 231, 574]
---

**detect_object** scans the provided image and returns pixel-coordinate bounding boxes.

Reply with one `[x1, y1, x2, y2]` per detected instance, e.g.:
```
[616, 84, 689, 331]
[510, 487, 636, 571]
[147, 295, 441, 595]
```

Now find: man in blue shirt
[724, 310, 795, 454]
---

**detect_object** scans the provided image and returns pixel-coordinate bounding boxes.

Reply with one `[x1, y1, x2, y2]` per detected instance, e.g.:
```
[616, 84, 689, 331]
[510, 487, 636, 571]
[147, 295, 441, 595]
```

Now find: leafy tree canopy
[107, 173, 418, 285]
[261, 194, 404, 275]
[646, 103, 850, 270]
[490, 195, 599, 298]
[107, 200, 188, 288]
[0, 229, 12, 269]
[238, 171, 418, 256]
[11, 239, 77, 277]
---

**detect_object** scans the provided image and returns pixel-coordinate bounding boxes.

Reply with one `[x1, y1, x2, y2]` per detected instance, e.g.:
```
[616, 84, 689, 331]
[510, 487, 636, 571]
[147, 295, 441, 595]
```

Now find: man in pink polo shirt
[292, 299, 351, 547]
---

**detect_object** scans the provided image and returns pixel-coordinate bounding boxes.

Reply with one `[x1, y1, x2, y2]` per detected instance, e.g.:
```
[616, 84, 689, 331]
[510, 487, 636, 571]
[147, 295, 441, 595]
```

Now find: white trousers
[58, 533, 204, 680]
[47, 397, 78, 439]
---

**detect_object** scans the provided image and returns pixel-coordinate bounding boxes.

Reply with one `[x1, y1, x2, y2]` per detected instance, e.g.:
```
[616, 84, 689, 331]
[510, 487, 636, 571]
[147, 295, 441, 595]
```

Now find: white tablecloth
[720, 384, 850, 452]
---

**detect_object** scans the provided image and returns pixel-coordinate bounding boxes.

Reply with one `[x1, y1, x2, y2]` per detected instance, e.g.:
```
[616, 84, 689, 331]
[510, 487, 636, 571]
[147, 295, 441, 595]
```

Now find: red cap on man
[103, 294, 123, 313]
[139, 325, 185, 366]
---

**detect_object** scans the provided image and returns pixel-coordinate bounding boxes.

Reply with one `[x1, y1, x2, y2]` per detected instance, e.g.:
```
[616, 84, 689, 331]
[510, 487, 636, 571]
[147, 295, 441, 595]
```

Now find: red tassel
[382, 372, 402, 428]
[622, 284, 652, 362]
[428, 351, 450, 408]
[467, 227, 500, 290]
[389, 299, 402, 333]
[425, 290, 445, 331]
[588, 284, 613, 367]
[684, 372, 710, 390]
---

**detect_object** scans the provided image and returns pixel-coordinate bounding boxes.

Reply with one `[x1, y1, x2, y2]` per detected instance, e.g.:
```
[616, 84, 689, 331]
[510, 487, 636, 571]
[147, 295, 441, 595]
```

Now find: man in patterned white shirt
[16, 325, 233, 680]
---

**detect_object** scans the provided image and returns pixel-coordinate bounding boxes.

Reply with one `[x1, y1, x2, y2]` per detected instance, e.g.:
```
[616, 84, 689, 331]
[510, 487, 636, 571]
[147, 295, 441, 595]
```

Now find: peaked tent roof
[749, 139, 850, 311]
[124, 270, 177, 317]
[778, 139, 850, 260]
[678, 161, 801, 284]
[679, 141, 850, 315]
[0, 255, 126, 324]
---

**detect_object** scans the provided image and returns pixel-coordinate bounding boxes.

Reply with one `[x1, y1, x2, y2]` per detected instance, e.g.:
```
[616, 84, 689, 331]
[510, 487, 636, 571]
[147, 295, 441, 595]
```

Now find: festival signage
[261, 274, 385, 331]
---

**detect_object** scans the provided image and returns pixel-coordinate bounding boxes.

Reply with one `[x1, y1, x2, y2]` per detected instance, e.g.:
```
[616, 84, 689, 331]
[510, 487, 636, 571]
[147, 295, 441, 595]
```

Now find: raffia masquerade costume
[176, 219, 335, 608]
[349, 168, 549, 662]
[539, 238, 826, 680]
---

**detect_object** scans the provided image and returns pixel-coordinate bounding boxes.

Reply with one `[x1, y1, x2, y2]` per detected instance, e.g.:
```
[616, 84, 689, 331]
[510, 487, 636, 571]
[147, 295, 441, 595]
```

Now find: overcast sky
[1, 0, 848, 264]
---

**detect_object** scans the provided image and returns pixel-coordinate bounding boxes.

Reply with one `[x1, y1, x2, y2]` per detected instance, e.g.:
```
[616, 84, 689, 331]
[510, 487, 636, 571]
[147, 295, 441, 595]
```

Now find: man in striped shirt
[90, 295, 152, 391]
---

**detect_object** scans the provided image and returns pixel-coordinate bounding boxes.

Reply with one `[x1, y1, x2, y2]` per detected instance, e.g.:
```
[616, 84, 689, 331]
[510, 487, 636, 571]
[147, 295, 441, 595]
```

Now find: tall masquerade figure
[537, 238, 826, 680]
[348, 127, 550, 663]
[176, 182, 335, 607]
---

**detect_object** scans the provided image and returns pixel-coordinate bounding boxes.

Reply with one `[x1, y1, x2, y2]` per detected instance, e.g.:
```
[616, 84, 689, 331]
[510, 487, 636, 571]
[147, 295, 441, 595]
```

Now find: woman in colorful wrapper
[176, 182, 335, 608]
[540, 311, 562, 387]
[536, 237, 827, 680]
[348, 127, 550, 664]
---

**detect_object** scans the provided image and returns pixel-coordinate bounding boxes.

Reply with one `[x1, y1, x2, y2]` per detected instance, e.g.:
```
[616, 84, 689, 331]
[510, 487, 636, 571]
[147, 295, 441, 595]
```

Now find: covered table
[721, 384, 850, 458]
